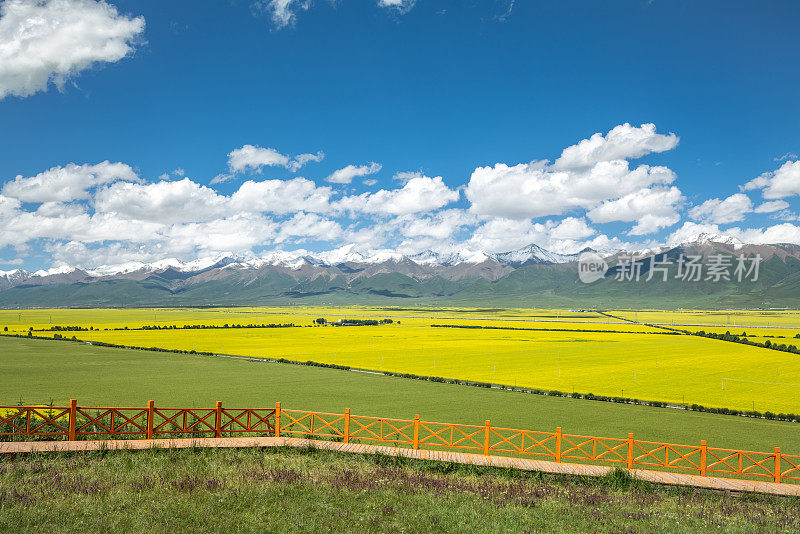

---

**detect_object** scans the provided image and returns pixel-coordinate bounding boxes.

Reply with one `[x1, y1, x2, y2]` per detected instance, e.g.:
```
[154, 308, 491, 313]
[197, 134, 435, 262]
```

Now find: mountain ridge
[2, 239, 800, 308]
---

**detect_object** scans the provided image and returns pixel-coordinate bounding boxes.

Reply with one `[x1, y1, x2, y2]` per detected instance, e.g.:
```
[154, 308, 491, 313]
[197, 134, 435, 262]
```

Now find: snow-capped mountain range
[1, 237, 798, 294]
[0, 242, 590, 290]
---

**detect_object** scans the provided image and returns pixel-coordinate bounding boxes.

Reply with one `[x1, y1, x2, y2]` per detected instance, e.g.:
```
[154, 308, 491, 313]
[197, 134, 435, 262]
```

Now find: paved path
[2, 436, 798, 497]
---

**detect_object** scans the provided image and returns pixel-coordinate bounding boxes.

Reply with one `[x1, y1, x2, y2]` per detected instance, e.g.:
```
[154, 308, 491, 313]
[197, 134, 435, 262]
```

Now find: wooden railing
[2, 401, 798, 485]
[0, 400, 275, 441]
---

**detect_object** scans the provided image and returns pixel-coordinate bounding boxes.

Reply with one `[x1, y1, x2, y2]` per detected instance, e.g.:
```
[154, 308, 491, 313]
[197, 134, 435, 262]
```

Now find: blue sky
[1, 0, 799, 272]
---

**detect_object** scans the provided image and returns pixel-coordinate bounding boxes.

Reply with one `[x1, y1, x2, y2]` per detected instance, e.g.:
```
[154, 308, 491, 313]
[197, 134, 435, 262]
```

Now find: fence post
[413, 414, 420, 450]
[700, 440, 707, 476]
[146, 400, 154, 440]
[775, 447, 782, 483]
[483, 420, 491, 456]
[274, 402, 281, 438]
[344, 408, 350, 444]
[555, 427, 562, 463]
[627, 433, 634, 469]
[68, 398, 77, 441]
[215, 401, 222, 438]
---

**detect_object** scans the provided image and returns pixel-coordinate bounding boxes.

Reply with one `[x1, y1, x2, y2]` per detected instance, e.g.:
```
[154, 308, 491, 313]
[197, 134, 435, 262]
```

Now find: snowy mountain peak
[673, 232, 747, 250]
[10, 242, 602, 281]
[32, 265, 80, 277]
[492, 243, 579, 266]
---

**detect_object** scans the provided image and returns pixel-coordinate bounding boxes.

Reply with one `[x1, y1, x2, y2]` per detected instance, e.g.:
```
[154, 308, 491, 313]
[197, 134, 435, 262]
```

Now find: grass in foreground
[2, 336, 799, 453]
[1, 446, 798, 533]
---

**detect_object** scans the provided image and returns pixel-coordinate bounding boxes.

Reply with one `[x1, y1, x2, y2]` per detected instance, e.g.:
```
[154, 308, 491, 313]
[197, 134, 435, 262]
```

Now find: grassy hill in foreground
[1, 447, 797, 533]
[1, 336, 799, 452]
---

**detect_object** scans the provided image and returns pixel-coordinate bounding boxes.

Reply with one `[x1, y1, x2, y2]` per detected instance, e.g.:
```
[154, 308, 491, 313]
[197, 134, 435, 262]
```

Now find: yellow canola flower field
[2, 307, 800, 414]
[612, 309, 800, 329]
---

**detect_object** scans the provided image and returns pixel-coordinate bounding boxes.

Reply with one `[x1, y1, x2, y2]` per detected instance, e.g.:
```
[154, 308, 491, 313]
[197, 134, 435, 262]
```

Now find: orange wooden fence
[2, 400, 799, 485]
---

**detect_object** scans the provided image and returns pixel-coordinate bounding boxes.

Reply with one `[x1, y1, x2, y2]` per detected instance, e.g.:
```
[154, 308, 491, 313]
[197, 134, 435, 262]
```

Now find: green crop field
[1, 336, 799, 453]
[3, 307, 799, 414]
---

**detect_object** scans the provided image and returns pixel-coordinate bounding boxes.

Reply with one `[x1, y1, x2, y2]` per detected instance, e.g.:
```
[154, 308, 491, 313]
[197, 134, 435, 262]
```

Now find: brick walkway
[2, 436, 798, 497]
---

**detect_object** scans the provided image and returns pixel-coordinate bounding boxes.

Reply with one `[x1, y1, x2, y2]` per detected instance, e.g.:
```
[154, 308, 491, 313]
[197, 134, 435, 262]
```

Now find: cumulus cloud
[165, 214, 279, 253]
[326, 162, 382, 184]
[742, 160, 800, 199]
[230, 178, 332, 214]
[754, 200, 790, 214]
[0, 194, 22, 220]
[0, 0, 144, 99]
[549, 217, 595, 240]
[587, 186, 683, 234]
[667, 221, 800, 247]
[688, 193, 753, 225]
[466, 159, 676, 219]
[288, 151, 325, 171]
[275, 212, 342, 243]
[94, 178, 228, 224]
[467, 217, 600, 254]
[1, 161, 139, 203]
[0, 209, 161, 248]
[227, 145, 323, 173]
[553, 123, 678, 170]
[336, 175, 459, 215]
[227, 145, 290, 173]
[394, 209, 475, 240]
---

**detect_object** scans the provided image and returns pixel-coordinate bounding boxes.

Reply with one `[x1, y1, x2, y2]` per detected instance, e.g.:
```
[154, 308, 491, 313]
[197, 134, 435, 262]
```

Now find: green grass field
[2, 446, 797, 533]
[1, 336, 799, 453]
[3, 305, 800, 413]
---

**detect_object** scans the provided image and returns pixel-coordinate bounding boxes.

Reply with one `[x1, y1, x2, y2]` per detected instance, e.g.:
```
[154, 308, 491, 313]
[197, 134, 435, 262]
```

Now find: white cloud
[395, 209, 475, 240]
[209, 173, 235, 185]
[0, 194, 22, 220]
[467, 217, 599, 254]
[94, 178, 228, 224]
[255, 0, 311, 29]
[742, 160, 800, 199]
[0, 209, 161, 248]
[549, 217, 595, 240]
[0, 0, 144, 99]
[468, 218, 544, 253]
[326, 162, 382, 184]
[553, 123, 678, 170]
[288, 151, 325, 172]
[336, 175, 459, 215]
[227, 145, 290, 173]
[227, 145, 323, 173]
[734, 223, 800, 244]
[754, 200, 790, 214]
[165, 214, 278, 253]
[275, 212, 342, 243]
[688, 193, 753, 225]
[377, 0, 416, 13]
[587, 186, 683, 234]
[230, 178, 332, 214]
[466, 159, 676, 219]
[667, 221, 800, 247]
[1, 161, 139, 203]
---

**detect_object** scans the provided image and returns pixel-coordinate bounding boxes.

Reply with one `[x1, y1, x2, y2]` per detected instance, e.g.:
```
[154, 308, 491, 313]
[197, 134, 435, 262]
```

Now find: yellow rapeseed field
[2, 306, 799, 414]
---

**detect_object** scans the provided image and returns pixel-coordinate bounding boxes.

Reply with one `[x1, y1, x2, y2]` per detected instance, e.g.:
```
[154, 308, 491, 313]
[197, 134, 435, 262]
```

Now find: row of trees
[694, 330, 800, 354]
[312, 318, 395, 326]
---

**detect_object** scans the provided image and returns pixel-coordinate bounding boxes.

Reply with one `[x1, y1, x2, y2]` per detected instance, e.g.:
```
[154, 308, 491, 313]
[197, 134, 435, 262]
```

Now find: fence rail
[2, 400, 798, 485]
